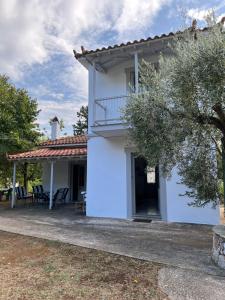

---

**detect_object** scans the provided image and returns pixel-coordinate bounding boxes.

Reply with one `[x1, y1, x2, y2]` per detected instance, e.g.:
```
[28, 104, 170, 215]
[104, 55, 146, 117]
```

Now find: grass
[0, 231, 167, 300]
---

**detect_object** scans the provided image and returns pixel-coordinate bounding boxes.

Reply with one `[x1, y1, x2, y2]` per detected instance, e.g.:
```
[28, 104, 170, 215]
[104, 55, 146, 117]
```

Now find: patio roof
[8, 134, 88, 209]
[8, 147, 87, 161]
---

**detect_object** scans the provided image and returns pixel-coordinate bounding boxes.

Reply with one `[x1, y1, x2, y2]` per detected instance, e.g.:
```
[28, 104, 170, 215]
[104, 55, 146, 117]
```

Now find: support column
[11, 162, 17, 208]
[49, 161, 54, 210]
[92, 62, 96, 125]
[88, 63, 96, 132]
[134, 52, 139, 94]
[23, 162, 28, 191]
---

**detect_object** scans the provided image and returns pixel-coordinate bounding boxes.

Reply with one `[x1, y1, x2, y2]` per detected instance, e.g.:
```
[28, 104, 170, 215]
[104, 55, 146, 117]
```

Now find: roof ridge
[74, 26, 209, 59]
[39, 135, 87, 146]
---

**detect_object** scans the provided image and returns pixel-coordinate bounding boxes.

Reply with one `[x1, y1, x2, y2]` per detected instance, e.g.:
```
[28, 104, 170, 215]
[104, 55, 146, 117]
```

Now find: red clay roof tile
[8, 147, 87, 161]
[73, 27, 208, 59]
[40, 135, 87, 146]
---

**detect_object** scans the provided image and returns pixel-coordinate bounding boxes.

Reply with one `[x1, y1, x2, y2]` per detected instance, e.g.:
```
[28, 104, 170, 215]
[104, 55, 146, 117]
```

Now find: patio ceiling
[76, 38, 172, 71]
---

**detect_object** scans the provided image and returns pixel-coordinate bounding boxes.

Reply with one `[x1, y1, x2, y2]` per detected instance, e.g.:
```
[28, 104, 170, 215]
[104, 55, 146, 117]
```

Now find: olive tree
[124, 19, 225, 206]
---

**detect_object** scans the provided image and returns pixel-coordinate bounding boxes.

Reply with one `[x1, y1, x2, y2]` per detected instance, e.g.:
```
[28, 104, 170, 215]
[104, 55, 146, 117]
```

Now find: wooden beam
[95, 63, 106, 73]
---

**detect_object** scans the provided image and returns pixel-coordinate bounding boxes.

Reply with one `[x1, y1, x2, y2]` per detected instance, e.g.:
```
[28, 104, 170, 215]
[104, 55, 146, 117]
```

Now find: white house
[8, 27, 222, 225]
[74, 28, 221, 225]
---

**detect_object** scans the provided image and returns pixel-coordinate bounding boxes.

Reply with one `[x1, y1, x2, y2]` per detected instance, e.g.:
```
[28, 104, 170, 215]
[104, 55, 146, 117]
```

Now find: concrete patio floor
[0, 204, 225, 299]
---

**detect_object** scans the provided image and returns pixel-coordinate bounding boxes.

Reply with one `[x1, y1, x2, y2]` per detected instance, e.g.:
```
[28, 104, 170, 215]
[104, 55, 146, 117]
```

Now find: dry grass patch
[0, 231, 167, 300]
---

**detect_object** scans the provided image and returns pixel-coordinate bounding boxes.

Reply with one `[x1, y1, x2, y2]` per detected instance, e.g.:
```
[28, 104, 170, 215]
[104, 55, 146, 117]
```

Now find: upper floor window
[126, 68, 139, 94]
[125, 62, 159, 94]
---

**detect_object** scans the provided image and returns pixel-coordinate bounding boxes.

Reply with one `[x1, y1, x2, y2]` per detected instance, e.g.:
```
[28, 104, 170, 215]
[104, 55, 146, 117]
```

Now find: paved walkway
[0, 205, 225, 299]
[0, 205, 223, 275]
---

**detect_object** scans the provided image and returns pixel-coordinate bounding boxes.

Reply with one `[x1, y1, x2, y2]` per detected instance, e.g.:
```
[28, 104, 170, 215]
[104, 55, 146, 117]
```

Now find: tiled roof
[40, 135, 87, 146]
[74, 27, 208, 59]
[8, 147, 87, 161]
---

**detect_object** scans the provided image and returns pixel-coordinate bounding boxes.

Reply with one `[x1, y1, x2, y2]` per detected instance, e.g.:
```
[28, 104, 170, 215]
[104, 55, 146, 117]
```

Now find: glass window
[126, 69, 135, 93]
[126, 68, 141, 94]
[147, 166, 156, 183]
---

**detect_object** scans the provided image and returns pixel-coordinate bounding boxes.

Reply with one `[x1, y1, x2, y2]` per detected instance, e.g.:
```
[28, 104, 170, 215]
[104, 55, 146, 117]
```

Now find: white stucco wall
[166, 169, 220, 225]
[42, 161, 70, 201]
[86, 134, 220, 224]
[86, 55, 221, 225]
[95, 62, 128, 99]
[86, 136, 128, 218]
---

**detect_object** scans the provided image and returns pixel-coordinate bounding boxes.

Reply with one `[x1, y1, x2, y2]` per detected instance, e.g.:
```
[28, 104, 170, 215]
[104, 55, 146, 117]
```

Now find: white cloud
[60, 58, 88, 102]
[38, 98, 87, 136]
[0, 0, 169, 79]
[114, 0, 171, 40]
[0, 0, 117, 79]
[187, 8, 209, 21]
[30, 84, 65, 101]
[0, 0, 169, 132]
[0, 0, 49, 79]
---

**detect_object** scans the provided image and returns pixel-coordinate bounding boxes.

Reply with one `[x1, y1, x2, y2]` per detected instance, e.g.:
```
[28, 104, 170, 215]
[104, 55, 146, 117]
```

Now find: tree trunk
[221, 138, 225, 216]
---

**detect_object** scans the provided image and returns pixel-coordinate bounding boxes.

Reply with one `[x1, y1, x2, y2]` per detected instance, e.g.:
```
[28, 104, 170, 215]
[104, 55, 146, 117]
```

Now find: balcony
[92, 95, 130, 136]
[94, 95, 130, 125]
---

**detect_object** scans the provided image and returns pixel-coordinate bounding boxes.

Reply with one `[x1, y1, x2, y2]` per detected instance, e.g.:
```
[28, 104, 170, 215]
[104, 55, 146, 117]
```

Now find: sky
[0, 0, 225, 137]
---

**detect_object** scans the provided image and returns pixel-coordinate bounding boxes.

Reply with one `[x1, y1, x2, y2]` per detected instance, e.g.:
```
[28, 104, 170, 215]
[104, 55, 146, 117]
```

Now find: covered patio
[7, 135, 87, 211]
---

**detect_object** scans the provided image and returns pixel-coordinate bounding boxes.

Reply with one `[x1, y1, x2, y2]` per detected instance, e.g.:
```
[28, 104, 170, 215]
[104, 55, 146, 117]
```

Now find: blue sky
[1, 0, 225, 136]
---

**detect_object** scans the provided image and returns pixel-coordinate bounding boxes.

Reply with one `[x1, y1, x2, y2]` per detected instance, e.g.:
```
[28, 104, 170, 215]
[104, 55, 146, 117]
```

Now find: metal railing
[94, 95, 130, 126]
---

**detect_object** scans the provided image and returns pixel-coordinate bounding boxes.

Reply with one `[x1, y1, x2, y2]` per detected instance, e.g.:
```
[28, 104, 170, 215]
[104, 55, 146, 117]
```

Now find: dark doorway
[134, 157, 159, 216]
[72, 164, 85, 202]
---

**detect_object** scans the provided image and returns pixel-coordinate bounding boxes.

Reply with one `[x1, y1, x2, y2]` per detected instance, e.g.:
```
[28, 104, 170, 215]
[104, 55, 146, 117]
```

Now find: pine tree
[73, 105, 88, 135]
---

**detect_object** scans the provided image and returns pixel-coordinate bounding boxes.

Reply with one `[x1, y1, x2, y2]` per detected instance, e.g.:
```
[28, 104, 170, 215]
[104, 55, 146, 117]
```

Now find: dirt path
[0, 231, 167, 300]
[0, 207, 225, 299]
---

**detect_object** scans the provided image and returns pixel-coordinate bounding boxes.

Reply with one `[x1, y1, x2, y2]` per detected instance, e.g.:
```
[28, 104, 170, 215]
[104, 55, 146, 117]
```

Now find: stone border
[212, 225, 225, 269]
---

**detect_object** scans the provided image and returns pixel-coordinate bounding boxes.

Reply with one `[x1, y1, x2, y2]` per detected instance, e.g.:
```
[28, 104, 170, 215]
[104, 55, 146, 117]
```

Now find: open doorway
[133, 156, 160, 217]
[72, 164, 86, 202]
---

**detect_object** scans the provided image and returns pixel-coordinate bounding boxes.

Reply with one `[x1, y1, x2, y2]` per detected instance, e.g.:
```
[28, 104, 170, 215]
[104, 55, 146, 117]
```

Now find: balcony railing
[94, 95, 130, 126]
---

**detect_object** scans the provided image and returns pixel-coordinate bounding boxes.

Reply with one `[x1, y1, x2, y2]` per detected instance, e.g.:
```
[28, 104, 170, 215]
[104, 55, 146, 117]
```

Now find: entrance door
[134, 157, 159, 216]
[72, 164, 85, 202]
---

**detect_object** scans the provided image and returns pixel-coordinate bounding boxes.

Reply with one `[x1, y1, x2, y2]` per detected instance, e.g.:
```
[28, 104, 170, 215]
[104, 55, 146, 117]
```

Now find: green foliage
[0, 75, 41, 187]
[124, 22, 225, 206]
[73, 105, 88, 135]
[0, 75, 40, 153]
[26, 163, 42, 192]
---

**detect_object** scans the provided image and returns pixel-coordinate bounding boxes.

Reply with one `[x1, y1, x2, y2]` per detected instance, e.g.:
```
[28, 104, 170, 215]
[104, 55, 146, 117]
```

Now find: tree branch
[159, 102, 225, 134]
[196, 114, 225, 135]
[212, 103, 225, 125]
[211, 136, 222, 156]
